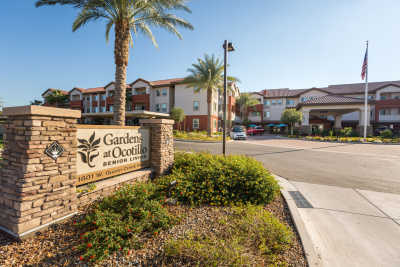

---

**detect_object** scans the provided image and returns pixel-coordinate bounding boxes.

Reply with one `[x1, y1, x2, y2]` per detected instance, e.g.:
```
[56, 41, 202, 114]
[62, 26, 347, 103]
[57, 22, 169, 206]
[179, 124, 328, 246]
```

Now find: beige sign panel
[76, 125, 150, 185]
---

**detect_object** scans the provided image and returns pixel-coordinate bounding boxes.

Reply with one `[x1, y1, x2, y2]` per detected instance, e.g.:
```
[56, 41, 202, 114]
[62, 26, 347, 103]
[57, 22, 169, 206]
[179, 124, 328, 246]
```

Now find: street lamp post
[222, 40, 234, 156]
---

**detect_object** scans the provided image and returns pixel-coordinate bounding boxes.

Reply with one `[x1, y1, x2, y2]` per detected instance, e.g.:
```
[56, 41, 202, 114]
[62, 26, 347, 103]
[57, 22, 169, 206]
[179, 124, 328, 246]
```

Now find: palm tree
[36, 0, 193, 126]
[236, 93, 259, 123]
[184, 54, 238, 136]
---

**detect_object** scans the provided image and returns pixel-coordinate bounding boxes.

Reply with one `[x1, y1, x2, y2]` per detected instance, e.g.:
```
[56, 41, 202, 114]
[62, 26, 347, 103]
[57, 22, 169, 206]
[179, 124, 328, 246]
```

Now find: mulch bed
[0, 194, 307, 267]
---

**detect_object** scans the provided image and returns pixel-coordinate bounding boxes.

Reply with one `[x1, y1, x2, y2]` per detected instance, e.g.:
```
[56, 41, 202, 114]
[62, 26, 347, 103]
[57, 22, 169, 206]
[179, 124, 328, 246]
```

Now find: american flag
[361, 46, 368, 80]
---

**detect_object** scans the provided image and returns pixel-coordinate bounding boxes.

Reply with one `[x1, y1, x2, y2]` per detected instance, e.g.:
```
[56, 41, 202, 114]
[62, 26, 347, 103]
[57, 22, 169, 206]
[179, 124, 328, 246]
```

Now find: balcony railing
[379, 114, 400, 122]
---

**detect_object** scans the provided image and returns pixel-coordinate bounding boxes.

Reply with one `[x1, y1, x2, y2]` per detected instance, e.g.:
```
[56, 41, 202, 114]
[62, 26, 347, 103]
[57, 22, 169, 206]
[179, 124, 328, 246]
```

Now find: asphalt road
[175, 137, 400, 194]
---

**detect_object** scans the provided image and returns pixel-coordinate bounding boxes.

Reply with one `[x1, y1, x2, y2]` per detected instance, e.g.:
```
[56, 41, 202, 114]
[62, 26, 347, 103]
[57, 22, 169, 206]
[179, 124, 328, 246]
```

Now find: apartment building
[240, 80, 400, 135]
[41, 77, 232, 133]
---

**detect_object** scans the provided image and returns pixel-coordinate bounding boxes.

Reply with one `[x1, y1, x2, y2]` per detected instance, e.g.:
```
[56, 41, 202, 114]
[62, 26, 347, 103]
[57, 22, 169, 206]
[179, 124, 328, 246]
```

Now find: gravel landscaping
[0, 194, 307, 266]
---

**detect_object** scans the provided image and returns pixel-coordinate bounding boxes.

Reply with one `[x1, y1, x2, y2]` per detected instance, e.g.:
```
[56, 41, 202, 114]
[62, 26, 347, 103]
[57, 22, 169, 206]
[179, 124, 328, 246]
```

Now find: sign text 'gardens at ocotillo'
[76, 126, 150, 185]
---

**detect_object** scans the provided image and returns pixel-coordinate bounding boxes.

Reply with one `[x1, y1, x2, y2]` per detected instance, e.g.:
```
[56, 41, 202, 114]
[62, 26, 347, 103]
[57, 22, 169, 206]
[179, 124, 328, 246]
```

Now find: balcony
[70, 100, 82, 109]
[379, 114, 400, 122]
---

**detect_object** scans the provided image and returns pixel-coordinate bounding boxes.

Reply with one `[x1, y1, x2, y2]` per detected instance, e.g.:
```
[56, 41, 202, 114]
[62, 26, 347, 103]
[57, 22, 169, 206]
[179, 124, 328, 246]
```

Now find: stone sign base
[77, 169, 150, 208]
[0, 106, 174, 239]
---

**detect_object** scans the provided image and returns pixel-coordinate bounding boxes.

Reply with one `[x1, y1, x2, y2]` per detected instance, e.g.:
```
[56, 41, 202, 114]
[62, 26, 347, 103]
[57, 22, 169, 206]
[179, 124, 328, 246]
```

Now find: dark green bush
[76, 183, 173, 262]
[156, 152, 280, 206]
[380, 129, 393, 138]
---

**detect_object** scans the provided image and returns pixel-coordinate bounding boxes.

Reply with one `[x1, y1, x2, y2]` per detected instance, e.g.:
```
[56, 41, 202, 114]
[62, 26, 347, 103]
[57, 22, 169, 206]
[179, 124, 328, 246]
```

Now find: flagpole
[363, 40, 369, 139]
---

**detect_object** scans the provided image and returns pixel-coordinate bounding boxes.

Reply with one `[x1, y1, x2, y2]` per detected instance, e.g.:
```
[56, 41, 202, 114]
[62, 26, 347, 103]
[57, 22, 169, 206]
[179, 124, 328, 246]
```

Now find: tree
[281, 109, 302, 135]
[170, 107, 185, 130]
[236, 93, 259, 122]
[45, 90, 69, 107]
[36, 0, 193, 126]
[184, 54, 238, 136]
[30, 99, 43, 105]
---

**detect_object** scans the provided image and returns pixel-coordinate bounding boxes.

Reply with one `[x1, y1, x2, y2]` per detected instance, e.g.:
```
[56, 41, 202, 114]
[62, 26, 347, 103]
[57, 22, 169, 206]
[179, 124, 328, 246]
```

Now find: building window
[264, 111, 270, 118]
[264, 100, 270, 106]
[100, 106, 105, 113]
[277, 99, 282, 105]
[156, 89, 161, 96]
[109, 105, 113, 112]
[193, 101, 199, 111]
[271, 100, 276, 105]
[162, 88, 168, 96]
[100, 94, 105, 101]
[135, 88, 146, 95]
[86, 96, 90, 101]
[71, 94, 80, 101]
[214, 119, 217, 130]
[286, 99, 295, 106]
[156, 104, 160, 112]
[368, 95, 374, 100]
[380, 109, 391, 115]
[93, 95, 98, 101]
[161, 103, 167, 112]
[214, 102, 217, 113]
[93, 106, 98, 113]
[135, 104, 146, 110]
[193, 118, 200, 129]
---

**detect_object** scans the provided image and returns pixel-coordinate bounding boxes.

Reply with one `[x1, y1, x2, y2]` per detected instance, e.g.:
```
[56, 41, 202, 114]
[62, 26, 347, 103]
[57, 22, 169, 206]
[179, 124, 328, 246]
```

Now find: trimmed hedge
[156, 152, 280, 206]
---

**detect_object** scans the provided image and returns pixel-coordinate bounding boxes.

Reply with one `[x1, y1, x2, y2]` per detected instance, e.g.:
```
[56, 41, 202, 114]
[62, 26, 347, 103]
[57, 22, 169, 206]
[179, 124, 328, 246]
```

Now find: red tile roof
[298, 95, 364, 106]
[260, 80, 400, 98]
[150, 78, 185, 86]
[326, 80, 400, 94]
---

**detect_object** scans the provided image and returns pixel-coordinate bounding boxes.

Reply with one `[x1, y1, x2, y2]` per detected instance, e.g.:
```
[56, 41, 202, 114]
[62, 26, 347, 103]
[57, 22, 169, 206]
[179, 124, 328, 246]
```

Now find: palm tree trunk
[113, 21, 130, 126]
[207, 89, 212, 136]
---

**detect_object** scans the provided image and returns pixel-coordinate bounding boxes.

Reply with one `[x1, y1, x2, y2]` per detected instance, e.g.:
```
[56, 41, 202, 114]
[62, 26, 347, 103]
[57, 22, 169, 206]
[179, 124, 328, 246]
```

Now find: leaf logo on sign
[78, 132, 100, 168]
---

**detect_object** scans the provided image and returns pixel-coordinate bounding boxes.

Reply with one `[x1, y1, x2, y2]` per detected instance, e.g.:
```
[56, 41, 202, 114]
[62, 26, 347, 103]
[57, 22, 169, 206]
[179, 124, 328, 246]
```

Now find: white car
[230, 126, 247, 140]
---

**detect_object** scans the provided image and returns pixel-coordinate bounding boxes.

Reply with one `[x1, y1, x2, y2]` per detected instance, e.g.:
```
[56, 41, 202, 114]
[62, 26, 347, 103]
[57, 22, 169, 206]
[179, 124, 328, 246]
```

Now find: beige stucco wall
[174, 84, 218, 117]
[150, 87, 170, 113]
[263, 101, 286, 121]
[376, 85, 400, 100]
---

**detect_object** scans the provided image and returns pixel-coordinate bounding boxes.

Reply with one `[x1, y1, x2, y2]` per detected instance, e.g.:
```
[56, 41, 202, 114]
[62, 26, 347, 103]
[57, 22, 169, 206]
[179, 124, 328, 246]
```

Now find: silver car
[230, 126, 247, 140]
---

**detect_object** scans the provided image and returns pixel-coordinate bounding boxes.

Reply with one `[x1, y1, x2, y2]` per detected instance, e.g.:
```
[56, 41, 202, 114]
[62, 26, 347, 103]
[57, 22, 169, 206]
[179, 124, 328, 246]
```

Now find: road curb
[273, 174, 323, 267]
[174, 139, 233, 144]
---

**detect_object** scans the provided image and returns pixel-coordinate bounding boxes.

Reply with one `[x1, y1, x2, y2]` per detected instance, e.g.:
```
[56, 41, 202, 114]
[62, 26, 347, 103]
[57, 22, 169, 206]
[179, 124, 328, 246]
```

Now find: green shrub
[380, 129, 393, 138]
[174, 130, 227, 141]
[164, 205, 293, 266]
[340, 127, 353, 137]
[75, 183, 174, 262]
[156, 152, 279, 206]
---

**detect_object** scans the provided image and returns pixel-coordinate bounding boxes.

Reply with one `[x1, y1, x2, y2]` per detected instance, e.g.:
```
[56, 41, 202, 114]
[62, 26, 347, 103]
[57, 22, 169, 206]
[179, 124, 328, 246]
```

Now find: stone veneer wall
[77, 170, 150, 208]
[140, 119, 174, 176]
[0, 106, 80, 237]
[0, 106, 175, 238]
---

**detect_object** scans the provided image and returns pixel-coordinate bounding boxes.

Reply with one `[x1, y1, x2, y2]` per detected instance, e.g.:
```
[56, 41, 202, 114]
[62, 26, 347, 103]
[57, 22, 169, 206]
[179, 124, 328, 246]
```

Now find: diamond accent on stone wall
[45, 141, 65, 160]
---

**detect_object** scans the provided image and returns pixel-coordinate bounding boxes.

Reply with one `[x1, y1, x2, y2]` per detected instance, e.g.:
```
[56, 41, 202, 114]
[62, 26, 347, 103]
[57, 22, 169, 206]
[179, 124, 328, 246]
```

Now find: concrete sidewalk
[277, 177, 400, 267]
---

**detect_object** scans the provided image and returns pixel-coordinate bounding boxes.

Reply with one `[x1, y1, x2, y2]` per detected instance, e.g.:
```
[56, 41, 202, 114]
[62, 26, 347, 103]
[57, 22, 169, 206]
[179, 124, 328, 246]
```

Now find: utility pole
[222, 40, 235, 155]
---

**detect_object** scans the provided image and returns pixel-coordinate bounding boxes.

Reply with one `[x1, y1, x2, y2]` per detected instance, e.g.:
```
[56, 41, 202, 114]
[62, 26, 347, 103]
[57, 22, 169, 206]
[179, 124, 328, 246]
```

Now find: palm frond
[35, 0, 87, 8]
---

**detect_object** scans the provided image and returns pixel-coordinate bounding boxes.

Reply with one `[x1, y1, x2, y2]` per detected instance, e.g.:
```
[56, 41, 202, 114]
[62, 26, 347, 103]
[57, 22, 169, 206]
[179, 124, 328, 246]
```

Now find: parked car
[230, 126, 247, 140]
[246, 127, 257, 136]
[247, 126, 264, 136]
[254, 126, 265, 135]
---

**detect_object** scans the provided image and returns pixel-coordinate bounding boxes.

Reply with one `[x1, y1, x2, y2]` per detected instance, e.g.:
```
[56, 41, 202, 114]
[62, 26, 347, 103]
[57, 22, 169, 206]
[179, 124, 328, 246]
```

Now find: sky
[1, 0, 400, 107]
